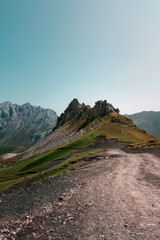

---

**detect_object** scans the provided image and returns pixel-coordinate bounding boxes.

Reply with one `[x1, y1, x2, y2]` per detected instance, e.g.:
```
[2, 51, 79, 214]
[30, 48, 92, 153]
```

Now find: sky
[0, 0, 160, 116]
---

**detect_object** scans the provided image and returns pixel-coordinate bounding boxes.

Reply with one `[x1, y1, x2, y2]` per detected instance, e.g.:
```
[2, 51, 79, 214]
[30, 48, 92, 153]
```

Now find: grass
[0, 145, 103, 194]
[0, 112, 158, 194]
[80, 113, 156, 144]
[127, 139, 160, 150]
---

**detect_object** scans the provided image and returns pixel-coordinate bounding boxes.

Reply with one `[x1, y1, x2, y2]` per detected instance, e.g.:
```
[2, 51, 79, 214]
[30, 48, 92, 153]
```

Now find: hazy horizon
[1, 0, 160, 115]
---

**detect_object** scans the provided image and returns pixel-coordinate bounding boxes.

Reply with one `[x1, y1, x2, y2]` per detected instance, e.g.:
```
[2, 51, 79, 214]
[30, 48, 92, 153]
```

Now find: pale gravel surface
[0, 148, 160, 239]
[22, 120, 102, 160]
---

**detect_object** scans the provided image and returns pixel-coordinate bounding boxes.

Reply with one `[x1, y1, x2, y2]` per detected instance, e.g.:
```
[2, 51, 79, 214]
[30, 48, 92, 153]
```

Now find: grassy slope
[0, 148, 103, 194]
[84, 113, 156, 143]
[125, 111, 160, 137]
[127, 140, 160, 150]
[0, 113, 157, 194]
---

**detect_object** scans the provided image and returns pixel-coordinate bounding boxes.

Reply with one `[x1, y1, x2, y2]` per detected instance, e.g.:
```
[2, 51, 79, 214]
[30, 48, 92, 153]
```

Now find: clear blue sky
[0, 0, 160, 115]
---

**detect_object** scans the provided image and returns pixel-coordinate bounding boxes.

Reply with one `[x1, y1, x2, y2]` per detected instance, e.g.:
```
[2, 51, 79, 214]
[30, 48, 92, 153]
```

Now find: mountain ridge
[9, 98, 155, 163]
[20, 99, 120, 160]
[56, 98, 119, 128]
[0, 101, 57, 153]
[125, 111, 160, 137]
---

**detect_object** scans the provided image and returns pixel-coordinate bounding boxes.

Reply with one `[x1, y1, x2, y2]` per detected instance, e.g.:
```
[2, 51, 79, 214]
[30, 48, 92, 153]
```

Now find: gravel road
[0, 148, 160, 239]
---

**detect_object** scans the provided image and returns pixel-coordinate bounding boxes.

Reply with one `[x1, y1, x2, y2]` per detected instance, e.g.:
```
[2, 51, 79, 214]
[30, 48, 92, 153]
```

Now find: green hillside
[0, 113, 157, 194]
[125, 111, 160, 137]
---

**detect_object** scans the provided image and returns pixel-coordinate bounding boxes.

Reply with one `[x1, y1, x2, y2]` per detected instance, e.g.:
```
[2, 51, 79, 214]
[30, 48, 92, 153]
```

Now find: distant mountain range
[0, 101, 57, 154]
[125, 111, 160, 137]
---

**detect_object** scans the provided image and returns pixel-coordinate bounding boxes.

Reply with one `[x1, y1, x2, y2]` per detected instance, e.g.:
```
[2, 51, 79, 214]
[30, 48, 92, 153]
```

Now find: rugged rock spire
[57, 98, 91, 127]
[89, 100, 119, 121]
[56, 99, 119, 128]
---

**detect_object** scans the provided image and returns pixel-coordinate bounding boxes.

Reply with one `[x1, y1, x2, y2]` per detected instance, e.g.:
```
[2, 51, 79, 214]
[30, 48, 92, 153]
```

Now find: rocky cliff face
[57, 98, 119, 128]
[0, 101, 57, 146]
[56, 99, 91, 127]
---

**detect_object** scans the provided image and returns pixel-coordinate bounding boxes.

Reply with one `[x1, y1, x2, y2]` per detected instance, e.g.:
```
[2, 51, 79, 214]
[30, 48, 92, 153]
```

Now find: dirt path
[0, 149, 160, 239]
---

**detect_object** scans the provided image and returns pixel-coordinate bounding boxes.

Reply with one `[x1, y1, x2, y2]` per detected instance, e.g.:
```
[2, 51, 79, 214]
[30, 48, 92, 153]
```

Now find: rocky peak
[56, 99, 119, 128]
[1, 101, 12, 106]
[66, 98, 82, 111]
[69, 98, 80, 106]
[57, 99, 90, 127]
[0, 102, 57, 147]
[89, 100, 119, 120]
[21, 102, 32, 108]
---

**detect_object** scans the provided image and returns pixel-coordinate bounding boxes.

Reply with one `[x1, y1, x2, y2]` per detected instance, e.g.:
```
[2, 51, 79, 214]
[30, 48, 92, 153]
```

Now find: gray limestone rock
[0, 101, 57, 147]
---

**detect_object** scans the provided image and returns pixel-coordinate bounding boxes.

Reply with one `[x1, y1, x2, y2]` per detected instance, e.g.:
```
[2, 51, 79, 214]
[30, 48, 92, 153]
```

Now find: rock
[0, 153, 17, 160]
[58, 196, 64, 202]
[57, 99, 119, 128]
[124, 223, 129, 228]
[56, 98, 91, 127]
[0, 101, 57, 148]
[89, 100, 119, 121]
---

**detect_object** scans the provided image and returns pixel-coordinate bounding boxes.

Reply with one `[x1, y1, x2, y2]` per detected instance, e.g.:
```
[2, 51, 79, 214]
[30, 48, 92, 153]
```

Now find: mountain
[0, 101, 57, 154]
[0, 99, 158, 194]
[20, 98, 121, 159]
[15, 99, 156, 161]
[125, 111, 160, 137]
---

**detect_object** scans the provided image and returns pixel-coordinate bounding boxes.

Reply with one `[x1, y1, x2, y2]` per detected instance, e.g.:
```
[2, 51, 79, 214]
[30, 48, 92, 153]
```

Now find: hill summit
[57, 98, 119, 128]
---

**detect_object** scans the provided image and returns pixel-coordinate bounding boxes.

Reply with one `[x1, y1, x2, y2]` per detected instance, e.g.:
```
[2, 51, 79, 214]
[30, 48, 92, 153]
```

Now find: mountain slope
[125, 111, 160, 137]
[1, 101, 160, 239]
[19, 98, 121, 160]
[0, 102, 57, 153]
[0, 99, 157, 194]
[21, 99, 154, 160]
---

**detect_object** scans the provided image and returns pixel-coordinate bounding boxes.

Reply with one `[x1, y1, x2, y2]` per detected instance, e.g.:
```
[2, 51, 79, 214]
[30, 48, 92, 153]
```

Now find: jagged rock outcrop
[88, 100, 119, 121]
[57, 98, 119, 128]
[56, 99, 90, 127]
[0, 101, 57, 147]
